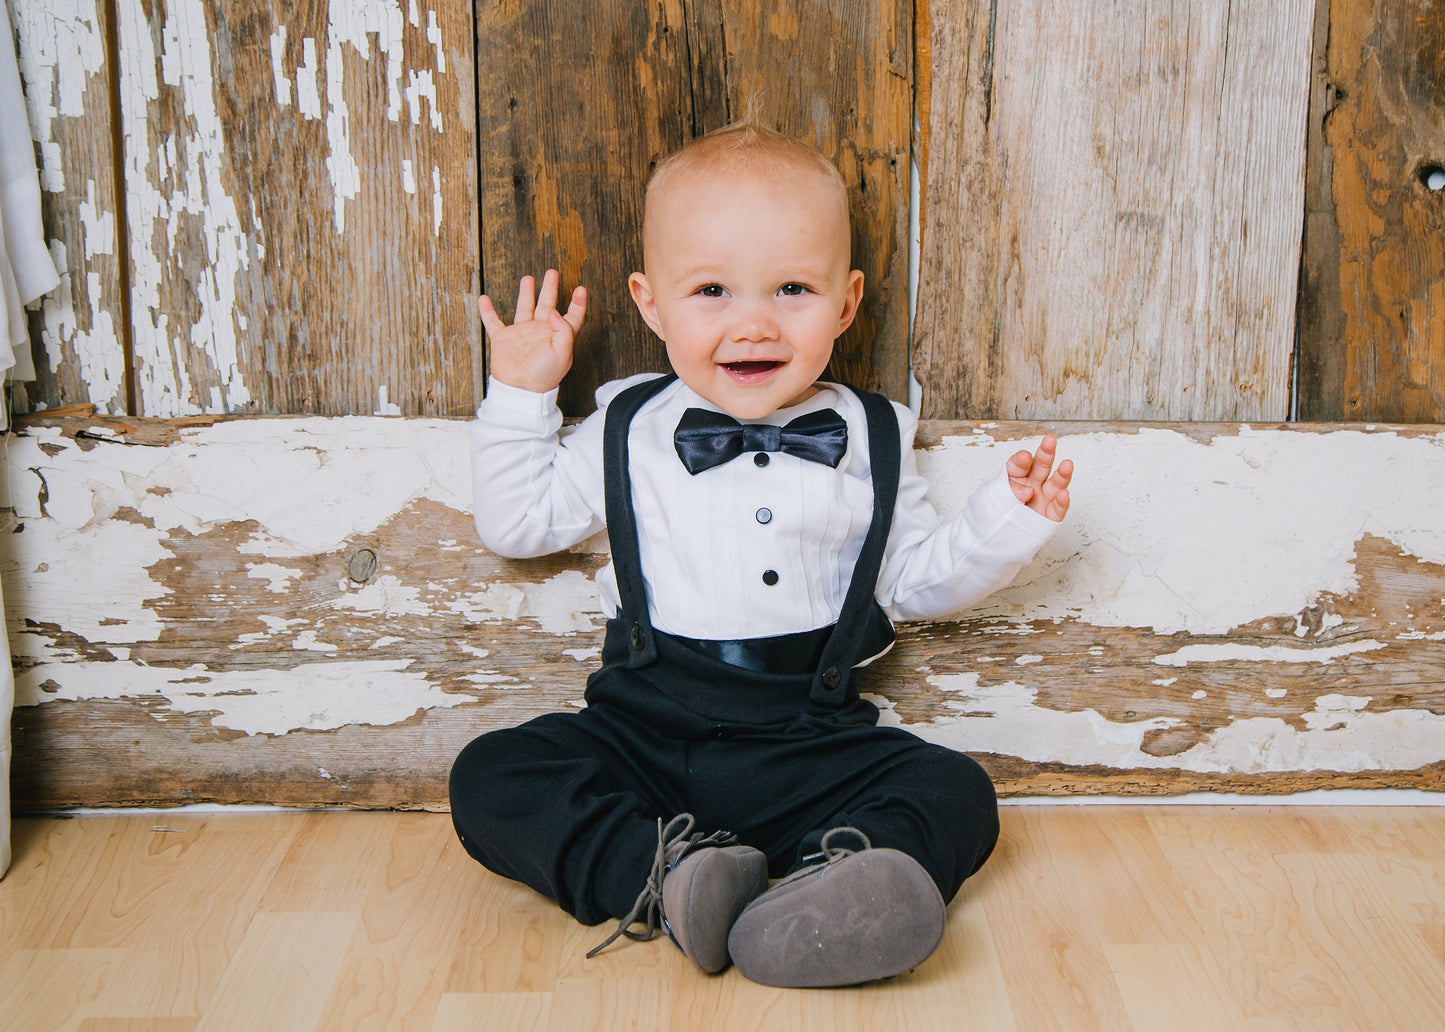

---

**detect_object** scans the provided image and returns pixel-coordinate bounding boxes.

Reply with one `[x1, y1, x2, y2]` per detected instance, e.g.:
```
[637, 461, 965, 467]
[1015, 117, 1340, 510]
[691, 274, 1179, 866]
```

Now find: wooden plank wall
[12, 0, 481, 419]
[5, 414, 1443, 809]
[914, 0, 1317, 421]
[9, 0, 1445, 423]
[4, 1, 1445, 806]
[8, 0, 127, 414]
[1297, 0, 1445, 422]
[476, 1, 914, 415]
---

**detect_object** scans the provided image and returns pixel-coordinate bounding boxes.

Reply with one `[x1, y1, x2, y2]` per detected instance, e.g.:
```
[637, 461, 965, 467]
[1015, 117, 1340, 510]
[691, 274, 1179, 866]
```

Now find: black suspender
[602, 374, 678, 669]
[601, 376, 901, 703]
[810, 387, 899, 704]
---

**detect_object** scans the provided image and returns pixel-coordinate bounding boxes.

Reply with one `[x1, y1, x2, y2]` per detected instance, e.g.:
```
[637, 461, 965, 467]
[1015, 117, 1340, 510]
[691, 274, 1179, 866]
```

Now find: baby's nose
[730, 301, 780, 342]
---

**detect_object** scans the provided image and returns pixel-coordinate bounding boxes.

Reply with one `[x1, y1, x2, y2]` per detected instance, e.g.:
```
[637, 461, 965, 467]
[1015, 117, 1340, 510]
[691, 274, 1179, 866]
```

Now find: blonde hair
[642, 121, 850, 251]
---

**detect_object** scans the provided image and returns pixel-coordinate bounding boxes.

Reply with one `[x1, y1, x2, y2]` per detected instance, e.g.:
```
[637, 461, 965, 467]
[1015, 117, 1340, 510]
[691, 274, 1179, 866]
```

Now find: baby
[450, 122, 1072, 988]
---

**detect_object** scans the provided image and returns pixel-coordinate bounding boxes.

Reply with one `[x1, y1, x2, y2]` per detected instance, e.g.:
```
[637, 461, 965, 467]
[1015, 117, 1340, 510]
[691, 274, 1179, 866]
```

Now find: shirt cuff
[477, 376, 560, 421]
[978, 467, 1062, 550]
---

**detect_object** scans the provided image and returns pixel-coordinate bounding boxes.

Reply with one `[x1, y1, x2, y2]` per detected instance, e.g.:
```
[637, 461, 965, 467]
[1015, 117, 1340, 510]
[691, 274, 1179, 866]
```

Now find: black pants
[449, 621, 999, 925]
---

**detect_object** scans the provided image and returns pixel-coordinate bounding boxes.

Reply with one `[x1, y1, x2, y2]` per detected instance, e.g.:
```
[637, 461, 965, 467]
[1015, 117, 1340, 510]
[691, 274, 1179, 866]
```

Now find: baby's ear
[629, 273, 663, 338]
[836, 269, 865, 336]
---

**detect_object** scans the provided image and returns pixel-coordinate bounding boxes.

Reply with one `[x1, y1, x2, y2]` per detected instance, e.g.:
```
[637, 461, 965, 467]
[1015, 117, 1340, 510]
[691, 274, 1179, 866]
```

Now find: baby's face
[629, 167, 863, 420]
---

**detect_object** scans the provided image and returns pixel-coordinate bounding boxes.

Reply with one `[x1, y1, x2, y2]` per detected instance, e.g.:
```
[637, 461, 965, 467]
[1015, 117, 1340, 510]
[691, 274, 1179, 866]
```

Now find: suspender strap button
[630, 623, 647, 651]
[821, 666, 841, 689]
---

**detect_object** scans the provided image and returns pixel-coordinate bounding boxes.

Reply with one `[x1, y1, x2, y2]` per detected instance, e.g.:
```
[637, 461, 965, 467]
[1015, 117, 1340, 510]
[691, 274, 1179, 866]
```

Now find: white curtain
[3, 0, 62, 877]
[1, 576, 11, 877]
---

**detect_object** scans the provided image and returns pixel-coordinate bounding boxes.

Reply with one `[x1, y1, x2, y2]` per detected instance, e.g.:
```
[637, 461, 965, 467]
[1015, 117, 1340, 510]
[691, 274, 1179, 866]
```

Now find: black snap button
[755, 507, 772, 524]
[753, 453, 770, 467]
[822, 667, 841, 688]
[762, 569, 779, 586]
[629, 624, 645, 650]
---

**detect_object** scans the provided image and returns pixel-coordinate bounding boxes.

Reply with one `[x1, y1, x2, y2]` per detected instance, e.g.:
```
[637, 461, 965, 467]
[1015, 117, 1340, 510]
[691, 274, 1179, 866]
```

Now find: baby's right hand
[481, 269, 587, 393]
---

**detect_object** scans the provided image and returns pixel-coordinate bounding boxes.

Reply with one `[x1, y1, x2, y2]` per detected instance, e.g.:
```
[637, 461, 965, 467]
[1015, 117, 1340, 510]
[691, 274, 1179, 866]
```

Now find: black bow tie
[673, 407, 849, 475]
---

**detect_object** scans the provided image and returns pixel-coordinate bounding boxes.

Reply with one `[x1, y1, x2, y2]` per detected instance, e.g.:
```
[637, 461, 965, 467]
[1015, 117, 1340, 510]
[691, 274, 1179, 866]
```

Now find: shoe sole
[727, 849, 945, 988]
[662, 845, 769, 974]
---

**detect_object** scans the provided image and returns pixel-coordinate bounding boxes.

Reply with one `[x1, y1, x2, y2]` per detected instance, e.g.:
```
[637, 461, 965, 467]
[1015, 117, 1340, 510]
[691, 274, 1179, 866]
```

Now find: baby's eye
[697, 284, 726, 298]
[778, 283, 809, 296]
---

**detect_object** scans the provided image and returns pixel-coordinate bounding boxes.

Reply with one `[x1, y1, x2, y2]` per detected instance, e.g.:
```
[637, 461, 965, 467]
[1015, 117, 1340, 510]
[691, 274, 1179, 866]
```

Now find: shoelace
[586, 813, 739, 959]
[793, 826, 873, 871]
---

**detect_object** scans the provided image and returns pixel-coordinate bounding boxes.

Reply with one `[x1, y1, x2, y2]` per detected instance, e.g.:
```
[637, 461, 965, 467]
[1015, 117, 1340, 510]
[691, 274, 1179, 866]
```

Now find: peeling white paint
[320, 0, 407, 233]
[0, 421, 471, 670]
[246, 563, 303, 593]
[896, 674, 1445, 774]
[432, 165, 443, 236]
[269, 25, 291, 107]
[12, 658, 469, 736]
[119, 0, 254, 416]
[5, 420, 1442, 774]
[427, 10, 445, 73]
[375, 386, 402, 415]
[296, 36, 321, 118]
[449, 570, 604, 635]
[294, 631, 339, 653]
[334, 575, 428, 617]
[1153, 640, 1390, 667]
[12, 5, 126, 404]
[39, 241, 126, 408]
[921, 427, 1445, 634]
[11, 0, 107, 184]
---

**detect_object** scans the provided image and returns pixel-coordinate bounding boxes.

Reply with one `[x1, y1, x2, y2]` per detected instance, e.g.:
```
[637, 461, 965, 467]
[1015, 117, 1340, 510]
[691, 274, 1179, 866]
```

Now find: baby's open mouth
[723, 361, 783, 375]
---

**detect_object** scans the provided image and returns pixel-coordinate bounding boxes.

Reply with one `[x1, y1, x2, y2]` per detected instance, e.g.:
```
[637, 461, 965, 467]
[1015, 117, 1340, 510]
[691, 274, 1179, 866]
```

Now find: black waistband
[669, 625, 833, 675]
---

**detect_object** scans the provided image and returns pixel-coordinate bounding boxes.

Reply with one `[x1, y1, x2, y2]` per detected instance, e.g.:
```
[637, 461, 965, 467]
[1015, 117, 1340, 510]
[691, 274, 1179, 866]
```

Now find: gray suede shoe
[587, 814, 767, 974]
[727, 828, 946, 988]
[661, 840, 769, 972]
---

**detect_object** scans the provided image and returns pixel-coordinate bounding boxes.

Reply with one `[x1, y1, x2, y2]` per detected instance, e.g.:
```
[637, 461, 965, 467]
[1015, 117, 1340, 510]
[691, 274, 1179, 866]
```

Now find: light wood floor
[2, 805, 1443, 1031]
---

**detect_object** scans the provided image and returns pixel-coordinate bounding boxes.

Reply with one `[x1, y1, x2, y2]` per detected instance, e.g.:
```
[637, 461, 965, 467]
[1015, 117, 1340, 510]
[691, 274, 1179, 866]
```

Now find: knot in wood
[348, 548, 378, 584]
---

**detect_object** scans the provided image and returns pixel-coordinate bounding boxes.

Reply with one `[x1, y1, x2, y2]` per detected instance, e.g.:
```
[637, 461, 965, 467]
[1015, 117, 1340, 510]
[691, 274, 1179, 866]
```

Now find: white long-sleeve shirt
[472, 374, 1057, 641]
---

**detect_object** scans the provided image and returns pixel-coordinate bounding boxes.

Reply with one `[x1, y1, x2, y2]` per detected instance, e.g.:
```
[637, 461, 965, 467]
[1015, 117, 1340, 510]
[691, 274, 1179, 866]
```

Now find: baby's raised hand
[1007, 434, 1073, 522]
[480, 269, 587, 394]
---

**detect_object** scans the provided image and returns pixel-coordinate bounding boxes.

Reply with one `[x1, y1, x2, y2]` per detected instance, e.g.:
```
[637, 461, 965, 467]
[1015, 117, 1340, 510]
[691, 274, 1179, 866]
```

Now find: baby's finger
[1050, 457, 1074, 491]
[514, 275, 537, 323]
[1006, 447, 1036, 480]
[1045, 487, 1071, 522]
[559, 285, 588, 336]
[478, 295, 506, 338]
[1029, 434, 1059, 483]
[535, 269, 561, 316]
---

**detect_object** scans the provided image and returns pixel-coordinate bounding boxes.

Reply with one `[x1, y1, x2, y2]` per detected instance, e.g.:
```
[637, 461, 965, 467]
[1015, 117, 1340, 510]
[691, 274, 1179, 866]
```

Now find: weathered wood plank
[113, 0, 479, 416]
[476, 0, 911, 417]
[913, 0, 1316, 421]
[8, 0, 128, 415]
[3, 415, 1442, 808]
[1297, 0, 1445, 422]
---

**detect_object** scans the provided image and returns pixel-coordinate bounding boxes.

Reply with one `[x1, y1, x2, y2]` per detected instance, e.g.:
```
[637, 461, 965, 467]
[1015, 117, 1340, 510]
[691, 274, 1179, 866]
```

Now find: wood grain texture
[3, 414, 1443, 809]
[4, 808, 1444, 1030]
[1298, 0, 1445, 422]
[113, 0, 479, 417]
[476, 0, 911, 417]
[8, 0, 129, 415]
[914, 0, 1316, 421]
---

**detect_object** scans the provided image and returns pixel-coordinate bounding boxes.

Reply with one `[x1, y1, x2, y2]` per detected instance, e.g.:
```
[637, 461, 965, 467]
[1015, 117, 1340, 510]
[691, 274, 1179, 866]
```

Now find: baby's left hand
[1007, 434, 1073, 522]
